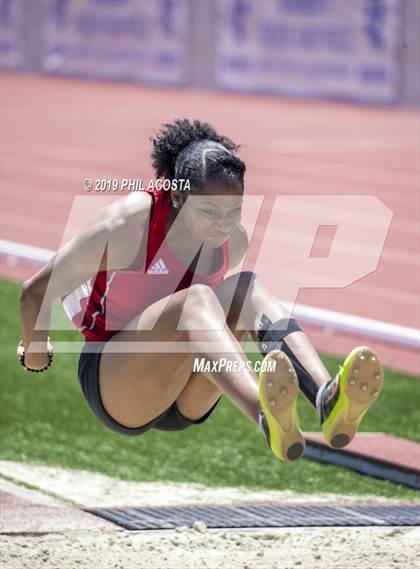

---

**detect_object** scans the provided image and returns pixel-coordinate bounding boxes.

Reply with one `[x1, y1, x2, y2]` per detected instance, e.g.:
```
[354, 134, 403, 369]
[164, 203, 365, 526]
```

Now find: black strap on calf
[257, 314, 318, 408]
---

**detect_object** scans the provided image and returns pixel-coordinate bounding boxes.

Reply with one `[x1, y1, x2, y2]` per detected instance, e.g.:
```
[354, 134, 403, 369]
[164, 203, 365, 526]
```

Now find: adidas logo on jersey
[147, 258, 169, 275]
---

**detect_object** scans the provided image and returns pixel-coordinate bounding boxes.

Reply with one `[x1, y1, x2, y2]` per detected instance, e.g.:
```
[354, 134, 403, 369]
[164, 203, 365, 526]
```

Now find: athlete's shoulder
[227, 224, 249, 270]
[91, 191, 152, 235]
[90, 192, 152, 270]
[120, 191, 153, 223]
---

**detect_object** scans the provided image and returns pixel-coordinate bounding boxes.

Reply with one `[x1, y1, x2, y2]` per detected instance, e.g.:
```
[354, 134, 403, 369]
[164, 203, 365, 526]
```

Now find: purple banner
[215, 0, 402, 104]
[42, 0, 190, 85]
[0, 0, 25, 70]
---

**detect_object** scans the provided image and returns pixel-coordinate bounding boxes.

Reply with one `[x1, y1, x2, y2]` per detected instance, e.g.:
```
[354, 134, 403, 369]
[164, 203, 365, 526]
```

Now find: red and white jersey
[61, 188, 229, 342]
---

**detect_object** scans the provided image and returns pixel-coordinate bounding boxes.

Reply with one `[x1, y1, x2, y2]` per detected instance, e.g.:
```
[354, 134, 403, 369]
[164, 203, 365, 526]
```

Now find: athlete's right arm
[18, 192, 152, 370]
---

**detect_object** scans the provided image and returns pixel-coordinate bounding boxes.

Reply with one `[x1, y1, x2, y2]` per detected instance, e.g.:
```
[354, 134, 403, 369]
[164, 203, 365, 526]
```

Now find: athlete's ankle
[258, 409, 265, 434]
[316, 375, 340, 420]
[315, 384, 325, 416]
[257, 315, 319, 408]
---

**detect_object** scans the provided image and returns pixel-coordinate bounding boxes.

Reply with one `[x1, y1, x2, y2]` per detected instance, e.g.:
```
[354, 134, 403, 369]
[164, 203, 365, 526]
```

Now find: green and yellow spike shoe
[318, 346, 384, 449]
[259, 351, 305, 462]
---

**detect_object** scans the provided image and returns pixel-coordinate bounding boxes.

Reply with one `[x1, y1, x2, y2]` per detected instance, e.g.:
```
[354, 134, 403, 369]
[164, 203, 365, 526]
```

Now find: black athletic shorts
[77, 341, 221, 436]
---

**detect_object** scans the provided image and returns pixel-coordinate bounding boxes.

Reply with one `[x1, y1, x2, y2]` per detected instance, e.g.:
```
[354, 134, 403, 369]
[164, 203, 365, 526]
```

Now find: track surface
[1, 73, 419, 374]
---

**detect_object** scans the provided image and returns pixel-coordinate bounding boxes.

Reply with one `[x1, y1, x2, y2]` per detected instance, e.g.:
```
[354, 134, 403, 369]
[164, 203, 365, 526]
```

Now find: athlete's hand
[17, 338, 54, 371]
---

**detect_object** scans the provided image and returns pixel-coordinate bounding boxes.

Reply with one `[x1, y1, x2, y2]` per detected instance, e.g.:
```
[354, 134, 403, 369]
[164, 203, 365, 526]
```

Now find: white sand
[2, 525, 419, 569]
[1, 460, 419, 569]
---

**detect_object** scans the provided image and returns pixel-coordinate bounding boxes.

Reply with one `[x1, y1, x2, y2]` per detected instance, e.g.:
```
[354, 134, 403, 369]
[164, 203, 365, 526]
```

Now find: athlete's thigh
[175, 327, 250, 420]
[99, 290, 195, 429]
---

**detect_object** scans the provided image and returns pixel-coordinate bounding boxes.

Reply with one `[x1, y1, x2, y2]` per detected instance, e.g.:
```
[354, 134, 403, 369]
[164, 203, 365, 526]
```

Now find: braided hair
[150, 119, 245, 194]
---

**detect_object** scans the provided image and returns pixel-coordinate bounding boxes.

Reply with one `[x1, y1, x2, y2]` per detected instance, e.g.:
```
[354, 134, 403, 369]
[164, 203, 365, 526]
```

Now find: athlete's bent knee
[180, 284, 225, 330]
[186, 283, 220, 307]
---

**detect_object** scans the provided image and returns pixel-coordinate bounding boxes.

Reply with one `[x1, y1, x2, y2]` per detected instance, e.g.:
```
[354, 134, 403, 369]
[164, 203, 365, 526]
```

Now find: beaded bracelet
[19, 351, 53, 373]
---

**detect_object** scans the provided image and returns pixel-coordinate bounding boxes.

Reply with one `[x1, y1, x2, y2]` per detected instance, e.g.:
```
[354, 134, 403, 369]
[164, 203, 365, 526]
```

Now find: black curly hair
[150, 118, 246, 193]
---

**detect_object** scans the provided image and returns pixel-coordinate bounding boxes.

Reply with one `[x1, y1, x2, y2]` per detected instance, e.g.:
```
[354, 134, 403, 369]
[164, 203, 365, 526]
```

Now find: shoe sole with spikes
[322, 346, 384, 449]
[259, 351, 305, 462]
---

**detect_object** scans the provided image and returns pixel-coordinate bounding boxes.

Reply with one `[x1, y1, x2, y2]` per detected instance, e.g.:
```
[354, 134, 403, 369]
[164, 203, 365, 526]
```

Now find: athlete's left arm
[227, 225, 249, 271]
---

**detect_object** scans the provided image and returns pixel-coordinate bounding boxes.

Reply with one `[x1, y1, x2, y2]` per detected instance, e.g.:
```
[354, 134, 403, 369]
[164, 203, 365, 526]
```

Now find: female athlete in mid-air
[17, 119, 383, 462]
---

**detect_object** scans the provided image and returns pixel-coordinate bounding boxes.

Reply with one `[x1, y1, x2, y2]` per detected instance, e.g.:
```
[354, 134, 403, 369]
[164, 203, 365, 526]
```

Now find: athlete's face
[181, 182, 243, 247]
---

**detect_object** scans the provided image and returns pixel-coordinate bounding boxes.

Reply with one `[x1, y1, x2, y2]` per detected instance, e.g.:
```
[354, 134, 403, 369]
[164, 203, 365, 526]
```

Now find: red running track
[1, 74, 419, 376]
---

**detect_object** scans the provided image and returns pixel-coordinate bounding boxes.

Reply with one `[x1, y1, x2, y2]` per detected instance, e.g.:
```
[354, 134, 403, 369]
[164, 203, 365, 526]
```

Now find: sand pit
[1, 461, 419, 569]
[2, 525, 419, 569]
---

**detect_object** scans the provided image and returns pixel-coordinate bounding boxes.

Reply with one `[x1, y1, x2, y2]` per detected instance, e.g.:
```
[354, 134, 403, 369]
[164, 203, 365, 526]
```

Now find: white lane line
[1, 240, 54, 264]
[1, 239, 419, 350]
[284, 302, 420, 350]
